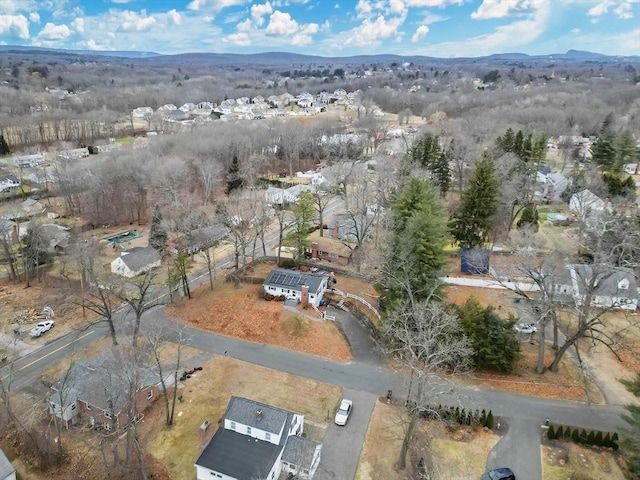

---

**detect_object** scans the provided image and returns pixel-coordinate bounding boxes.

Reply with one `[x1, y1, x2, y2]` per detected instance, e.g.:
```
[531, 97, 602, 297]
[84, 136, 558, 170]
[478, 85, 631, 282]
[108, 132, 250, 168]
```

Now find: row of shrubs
[547, 424, 619, 449]
[408, 402, 496, 429]
[263, 293, 287, 301]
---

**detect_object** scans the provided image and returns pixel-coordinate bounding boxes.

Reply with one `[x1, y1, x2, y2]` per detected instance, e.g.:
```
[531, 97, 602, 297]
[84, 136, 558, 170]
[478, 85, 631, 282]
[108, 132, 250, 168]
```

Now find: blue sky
[0, 0, 638, 57]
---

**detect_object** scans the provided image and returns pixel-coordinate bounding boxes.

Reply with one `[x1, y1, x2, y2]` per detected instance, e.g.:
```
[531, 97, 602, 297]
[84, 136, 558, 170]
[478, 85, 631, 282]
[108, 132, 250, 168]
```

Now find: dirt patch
[168, 277, 352, 362]
[542, 443, 627, 480]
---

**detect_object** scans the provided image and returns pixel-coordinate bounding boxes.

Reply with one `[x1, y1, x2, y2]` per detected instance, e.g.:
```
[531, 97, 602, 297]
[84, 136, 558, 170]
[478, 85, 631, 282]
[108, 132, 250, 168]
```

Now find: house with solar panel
[195, 396, 322, 480]
[262, 268, 329, 307]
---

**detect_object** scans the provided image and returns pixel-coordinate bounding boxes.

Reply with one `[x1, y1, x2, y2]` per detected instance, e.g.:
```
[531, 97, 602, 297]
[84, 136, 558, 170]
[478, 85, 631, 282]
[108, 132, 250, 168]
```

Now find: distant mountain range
[0, 45, 637, 65]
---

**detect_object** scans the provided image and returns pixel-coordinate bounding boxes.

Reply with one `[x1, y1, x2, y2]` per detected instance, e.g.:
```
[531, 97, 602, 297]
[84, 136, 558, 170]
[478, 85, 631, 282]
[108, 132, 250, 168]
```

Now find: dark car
[481, 468, 515, 480]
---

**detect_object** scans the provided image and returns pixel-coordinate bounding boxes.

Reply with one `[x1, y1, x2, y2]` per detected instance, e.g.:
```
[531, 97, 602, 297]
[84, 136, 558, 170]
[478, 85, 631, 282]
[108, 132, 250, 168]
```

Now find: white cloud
[404, 0, 464, 6]
[236, 18, 253, 31]
[167, 9, 182, 25]
[71, 16, 84, 33]
[356, 0, 373, 19]
[291, 33, 313, 45]
[117, 10, 156, 31]
[29, 11, 39, 22]
[571, 27, 580, 33]
[223, 31, 251, 45]
[588, 0, 638, 18]
[0, 0, 36, 14]
[0, 13, 29, 39]
[345, 14, 405, 46]
[251, 2, 273, 26]
[187, 0, 249, 12]
[472, 0, 548, 20]
[37, 22, 71, 40]
[389, 0, 406, 14]
[265, 10, 298, 35]
[412, 24, 429, 42]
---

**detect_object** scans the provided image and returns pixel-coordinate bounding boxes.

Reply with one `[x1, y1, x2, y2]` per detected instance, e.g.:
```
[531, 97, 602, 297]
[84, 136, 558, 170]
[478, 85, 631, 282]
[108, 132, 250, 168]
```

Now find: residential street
[0, 257, 630, 480]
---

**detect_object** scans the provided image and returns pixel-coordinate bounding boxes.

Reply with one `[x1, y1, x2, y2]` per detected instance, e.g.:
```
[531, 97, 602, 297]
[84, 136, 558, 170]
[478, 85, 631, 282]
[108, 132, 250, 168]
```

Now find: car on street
[482, 467, 515, 480]
[513, 322, 537, 334]
[334, 399, 352, 426]
[29, 320, 55, 338]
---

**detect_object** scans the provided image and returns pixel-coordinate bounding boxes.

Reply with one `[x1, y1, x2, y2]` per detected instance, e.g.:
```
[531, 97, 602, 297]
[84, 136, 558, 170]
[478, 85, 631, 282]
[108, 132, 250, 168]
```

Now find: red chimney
[332, 222, 339, 238]
[199, 420, 211, 452]
[301, 285, 310, 307]
[256, 409, 263, 420]
[311, 242, 319, 259]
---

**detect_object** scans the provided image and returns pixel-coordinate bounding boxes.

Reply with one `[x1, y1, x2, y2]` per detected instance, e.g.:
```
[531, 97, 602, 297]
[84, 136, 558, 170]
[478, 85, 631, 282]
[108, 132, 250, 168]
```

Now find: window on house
[265, 432, 271, 441]
[86, 404, 91, 410]
[147, 391, 153, 400]
[247, 426, 252, 435]
[71, 404, 76, 410]
[104, 424, 112, 431]
[230, 421, 236, 430]
[105, 412, 112, 419]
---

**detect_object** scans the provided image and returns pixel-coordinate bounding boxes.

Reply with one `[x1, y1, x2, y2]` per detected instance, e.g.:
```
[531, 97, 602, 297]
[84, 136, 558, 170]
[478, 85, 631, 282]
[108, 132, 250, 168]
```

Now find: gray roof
[263, 268, 326, 295]
[225, 396, 288, 435]
[0, 448, 15, 480]
[195, 428, 281, 480]
[571, 264, 638, 299]
[119, 246, 161, 271]
[282, 435, 320, 470]
[51, 351, 161, 413]
[196, 396, 297, 479]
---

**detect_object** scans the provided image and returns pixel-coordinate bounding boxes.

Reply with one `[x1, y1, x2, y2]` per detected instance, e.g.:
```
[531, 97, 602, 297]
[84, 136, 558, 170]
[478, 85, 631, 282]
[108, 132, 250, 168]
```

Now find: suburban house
[11, 153, 45, 168]
[110, 246, 161, 277]
[0, 174, 20, 193]
[0, 448, 15, 480]
[553, 264, 639, 311]
[265, 184, 313, 206]
[569, 189, 610, 222]
[307, 230, 356, 266]
[263, 268, 329, 307]
[57, 147, 90, 161]
[40, 223, 71, 254]
[48, 352, 168, 430]
[537, 171, 568, 201]
[195, 396, 321, 480]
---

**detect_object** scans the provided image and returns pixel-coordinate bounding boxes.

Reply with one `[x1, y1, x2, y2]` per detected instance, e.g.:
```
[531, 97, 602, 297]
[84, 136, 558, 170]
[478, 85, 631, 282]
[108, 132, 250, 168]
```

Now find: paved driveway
[486, 417, 542, 480]
[314, 388, 377, 480]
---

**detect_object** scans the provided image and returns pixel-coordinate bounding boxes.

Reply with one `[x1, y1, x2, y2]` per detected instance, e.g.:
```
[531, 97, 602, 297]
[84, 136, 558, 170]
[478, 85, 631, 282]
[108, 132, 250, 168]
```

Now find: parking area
[314, 388, 377, 480]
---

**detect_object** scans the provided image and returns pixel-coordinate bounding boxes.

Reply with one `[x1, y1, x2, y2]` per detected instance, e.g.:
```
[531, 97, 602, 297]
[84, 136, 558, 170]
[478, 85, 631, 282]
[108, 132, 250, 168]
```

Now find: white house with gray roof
[110, 246, 161, 278]
[554, 264, 639, 311]
[262, 268, 329, 307]
[195, 396, 321, 480]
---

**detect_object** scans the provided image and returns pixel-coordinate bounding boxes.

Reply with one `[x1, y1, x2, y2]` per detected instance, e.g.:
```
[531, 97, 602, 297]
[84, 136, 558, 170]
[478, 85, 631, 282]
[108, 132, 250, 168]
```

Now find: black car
[481, 468, 515, 480]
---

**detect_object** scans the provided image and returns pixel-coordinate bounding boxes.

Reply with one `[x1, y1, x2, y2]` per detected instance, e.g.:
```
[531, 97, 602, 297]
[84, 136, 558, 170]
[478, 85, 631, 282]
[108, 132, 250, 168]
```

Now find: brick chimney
[332, 222, 339, 238]
[199, 419, 211, 452]
[256, 409, 263, 420]
[311, 242, 319, 259]
[301, 285, 309, 307]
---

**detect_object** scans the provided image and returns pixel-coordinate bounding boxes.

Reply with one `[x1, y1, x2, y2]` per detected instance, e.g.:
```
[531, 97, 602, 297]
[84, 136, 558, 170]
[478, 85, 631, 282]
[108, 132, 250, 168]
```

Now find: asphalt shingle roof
[0, 448, 15, 479]
[263, 268, 326, 295]
[119, 246, 161, 272]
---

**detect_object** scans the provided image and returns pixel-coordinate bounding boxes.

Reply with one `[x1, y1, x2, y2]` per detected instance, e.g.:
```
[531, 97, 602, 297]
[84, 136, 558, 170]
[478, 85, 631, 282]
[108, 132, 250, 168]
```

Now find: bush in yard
[612, 432, 619, 450]
[563, 427, 572, 440]
[547, 425, 556, 440]
[556, 426, 564, 440]
[587, 430, 596, 445]
[263, 293, 274, 301]
[579, 429, 589, 444]
[485, 411, 494, 429]
[603, 432, 612, 447]
[594, 431, 603, 446]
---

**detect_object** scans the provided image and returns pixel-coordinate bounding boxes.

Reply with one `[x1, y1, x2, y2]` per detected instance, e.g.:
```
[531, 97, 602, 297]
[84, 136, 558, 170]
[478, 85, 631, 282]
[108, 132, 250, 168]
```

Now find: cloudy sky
[0, 0, 638, 57]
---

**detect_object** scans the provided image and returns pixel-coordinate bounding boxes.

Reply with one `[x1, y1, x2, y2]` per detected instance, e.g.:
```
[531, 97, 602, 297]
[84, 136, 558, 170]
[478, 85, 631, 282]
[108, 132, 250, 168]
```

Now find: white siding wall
[195, 465, 237, 480]
[224, 419, 282, 445]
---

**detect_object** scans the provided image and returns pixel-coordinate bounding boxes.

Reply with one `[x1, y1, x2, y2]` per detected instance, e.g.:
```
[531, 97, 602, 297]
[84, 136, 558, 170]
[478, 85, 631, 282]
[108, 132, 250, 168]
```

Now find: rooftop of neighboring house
[0, 447, 15, 479]
[309, 229, 356, 258]
[570, 264, 639, 298]
[116, 246, 161, 271]
[50, 351, 161, 413]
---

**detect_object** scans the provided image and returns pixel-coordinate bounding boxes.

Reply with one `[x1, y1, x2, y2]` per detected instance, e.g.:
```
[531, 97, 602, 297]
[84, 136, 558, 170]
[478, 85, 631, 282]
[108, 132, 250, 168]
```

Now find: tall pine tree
[149, 204, 167, 254]
[449, 151, 499, 248]
[0, 134, 9, 156]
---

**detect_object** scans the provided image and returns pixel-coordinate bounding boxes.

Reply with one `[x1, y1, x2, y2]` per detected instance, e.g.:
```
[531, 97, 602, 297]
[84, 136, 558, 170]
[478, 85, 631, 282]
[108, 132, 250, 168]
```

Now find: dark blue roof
[263, 268, 326, 294]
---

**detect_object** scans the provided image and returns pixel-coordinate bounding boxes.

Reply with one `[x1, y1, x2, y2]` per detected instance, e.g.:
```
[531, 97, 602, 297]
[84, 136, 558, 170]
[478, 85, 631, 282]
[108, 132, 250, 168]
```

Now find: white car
[29, 320, 54, 338]
[334, 399, 352, 426]
[513, 323, 537, 334]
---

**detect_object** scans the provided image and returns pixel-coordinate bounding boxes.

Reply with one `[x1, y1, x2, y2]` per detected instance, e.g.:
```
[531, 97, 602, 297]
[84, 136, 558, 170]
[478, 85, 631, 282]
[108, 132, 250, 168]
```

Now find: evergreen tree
[449, 151, 499, 248]
[485, 411, 494, 429]
[516, 203, 539, 232]
[594, 431, 603, 447]
[284, 190, 315, 264]
[226, 154, 243, 195]
[0, 134, 9, 156]
[592, 134, 617, 170]
[556, 426, 564, 440]
[455, 297, 520, 373]
[620, 372, 640, 472]
[496, 128, 515, 154]
[432, 151, 451, 197]
[547, 425, 556, 440]
[385, 178, 449, 302]
[149, 204, 167, 253]
[572, 429, 580, 443]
